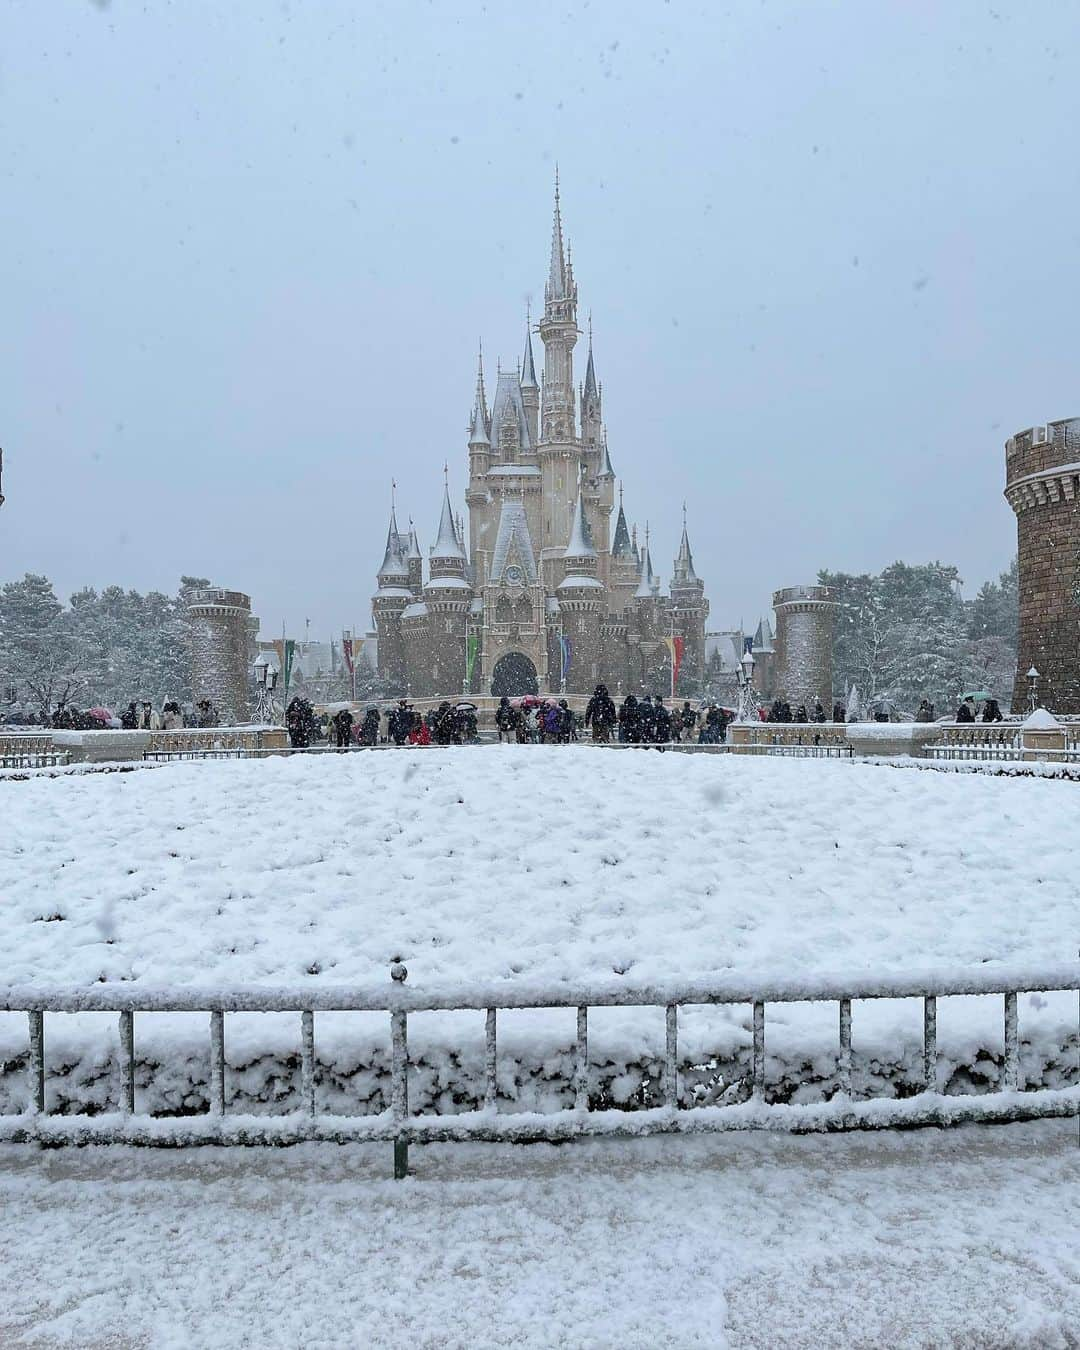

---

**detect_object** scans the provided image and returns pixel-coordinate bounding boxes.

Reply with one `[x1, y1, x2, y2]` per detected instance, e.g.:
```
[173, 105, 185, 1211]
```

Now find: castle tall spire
[582, 314, 598, 404]
[547, 166, 567, 302]
[673, 504, 699, 585]
[469, 344, 490, 446]
[377, 502, 408, 583]
[431, 477, 465, 561]
[521, 304, 538, 389]
[564, 473, 597, 560]
[539, 169, 579, 443]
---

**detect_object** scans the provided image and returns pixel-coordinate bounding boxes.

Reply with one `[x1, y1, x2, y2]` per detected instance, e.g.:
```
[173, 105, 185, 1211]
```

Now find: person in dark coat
[982, 698, 1003, 723]
[653, 697, 672, 744]
[389, 700, 410, 745]
[496, 696, 515, 743]
[432, 702, 456, 745]
[916, 699, 935, 723]
[832, 701, 846, 724]
[637, 695, 656, 743]
[618, 694, 638, 743]
[360, 707, 381, 745]
[583, 684, 617, 742]
[793, 704, 808, 724]
[286, 697, 315, 748]
[121, 702, 139, 730]
[955, 698, 975, 723]
[332, 707, 354, 748]
[680, 701, 697, 741]
[812, 700, 826, 723]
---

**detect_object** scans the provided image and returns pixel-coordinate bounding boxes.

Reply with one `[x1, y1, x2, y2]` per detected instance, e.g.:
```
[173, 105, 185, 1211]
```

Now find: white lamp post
[737, 645, 757, 723]
[1026, 666, 1040, 715]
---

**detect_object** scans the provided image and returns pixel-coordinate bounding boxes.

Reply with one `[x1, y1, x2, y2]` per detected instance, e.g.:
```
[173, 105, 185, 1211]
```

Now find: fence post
[664, 1004, 678, 1109]
[923, 996, 937, 1091]
[752, 1001, 765, 1100]
[119, 1010, 135, 1114]
[301, 1010, 316, 1119]
[484, 1009, 498, 1112]
[575, 1007, 589, 1112]
[28, 1010, 44, 1115]
[391, 964, 409, 1179]
[838, 998, 852, 1096]
[209, 1010, 225, 1117]
[1003, 991, 1019, 1091]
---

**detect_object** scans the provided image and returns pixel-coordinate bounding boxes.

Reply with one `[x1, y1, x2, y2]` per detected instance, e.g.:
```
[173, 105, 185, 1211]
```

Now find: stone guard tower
[1004, 417, 1080, 713]
[772, 585, 837, 711]
[187, 587, 252, 725]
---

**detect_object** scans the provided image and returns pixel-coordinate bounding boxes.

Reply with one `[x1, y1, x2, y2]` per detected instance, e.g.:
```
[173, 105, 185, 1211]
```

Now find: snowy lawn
[2, 748, 1077, 1111]
[0, 1120, 1077, 1349]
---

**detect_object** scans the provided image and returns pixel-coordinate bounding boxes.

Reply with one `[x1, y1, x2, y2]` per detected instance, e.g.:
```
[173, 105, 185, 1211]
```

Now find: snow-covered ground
[0, 1122, 1077, 1348]
[2, 749, 1077, 1112]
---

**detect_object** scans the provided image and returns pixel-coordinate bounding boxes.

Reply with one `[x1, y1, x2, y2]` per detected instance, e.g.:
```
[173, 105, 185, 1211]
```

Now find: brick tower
[1004, 417, 1080, 713]
[187, 586, 252, 725]
[772, 586, 837, 710]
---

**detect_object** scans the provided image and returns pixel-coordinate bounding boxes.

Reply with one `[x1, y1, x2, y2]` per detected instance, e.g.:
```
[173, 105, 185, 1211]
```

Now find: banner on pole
[465, 634, 480, 685]
[560, 636, 572, 680]
[272, 639, 297, 703]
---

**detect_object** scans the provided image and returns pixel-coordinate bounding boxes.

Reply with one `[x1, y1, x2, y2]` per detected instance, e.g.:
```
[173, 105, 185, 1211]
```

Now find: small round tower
[187, 586, 252, 725]
[772, 585, 837, 711]
[1004, 417, 1080, 713]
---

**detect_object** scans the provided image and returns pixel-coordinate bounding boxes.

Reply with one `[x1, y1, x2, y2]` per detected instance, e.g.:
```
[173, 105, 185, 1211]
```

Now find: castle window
[496, 597, 512, 624]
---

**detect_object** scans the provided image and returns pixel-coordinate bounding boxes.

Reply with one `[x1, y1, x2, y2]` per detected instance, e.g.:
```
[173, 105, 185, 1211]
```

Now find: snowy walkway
[1, 1121, 1077, 1349]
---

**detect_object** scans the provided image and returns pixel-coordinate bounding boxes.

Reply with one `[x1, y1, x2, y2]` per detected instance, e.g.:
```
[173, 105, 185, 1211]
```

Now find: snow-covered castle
[371, 179, 709, 699]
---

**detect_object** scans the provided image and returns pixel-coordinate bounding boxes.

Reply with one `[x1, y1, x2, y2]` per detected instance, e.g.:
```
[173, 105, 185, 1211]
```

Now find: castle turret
[557, 480, 603, 693]
[669, 508, 709, 695]
[424, 480, 472, 694]
[1004, 417, 1080, 712]
[372, 506, 411, 692]
[610, 487, 639, 615]
[772, 585, 837, 711]
[467, 348, 491, 486]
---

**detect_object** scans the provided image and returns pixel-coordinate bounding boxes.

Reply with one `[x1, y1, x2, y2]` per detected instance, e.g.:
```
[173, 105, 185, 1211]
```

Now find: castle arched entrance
[491, 651, 539, 698]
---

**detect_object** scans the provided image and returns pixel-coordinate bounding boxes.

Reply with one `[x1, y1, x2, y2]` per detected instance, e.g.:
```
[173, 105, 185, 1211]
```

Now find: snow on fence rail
[3, 962, 1077, 1176]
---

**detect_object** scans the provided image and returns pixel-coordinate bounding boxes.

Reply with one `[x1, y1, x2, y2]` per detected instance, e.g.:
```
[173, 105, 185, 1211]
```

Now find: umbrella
[87, 707, 113, 721]
[455, 701, 478, 711]
[960, 690, 992, 702]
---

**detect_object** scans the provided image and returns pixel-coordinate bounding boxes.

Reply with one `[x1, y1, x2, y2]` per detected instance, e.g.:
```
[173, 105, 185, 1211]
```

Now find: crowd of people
[282, 686, 737, 750]
[764, 699, 843, 724]
[0, 699, 219, 731]
[285, 697, 481, 749]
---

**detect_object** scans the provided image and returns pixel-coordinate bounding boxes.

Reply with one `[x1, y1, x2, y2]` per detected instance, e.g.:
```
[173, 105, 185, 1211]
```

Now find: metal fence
[2, 962, 1076, 1176]
[737, 743, 853, 758]
[0, 751, 70, 769]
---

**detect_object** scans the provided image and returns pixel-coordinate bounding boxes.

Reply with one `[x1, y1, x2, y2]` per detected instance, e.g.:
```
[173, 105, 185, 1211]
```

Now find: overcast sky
[2, 1, 1076, 640]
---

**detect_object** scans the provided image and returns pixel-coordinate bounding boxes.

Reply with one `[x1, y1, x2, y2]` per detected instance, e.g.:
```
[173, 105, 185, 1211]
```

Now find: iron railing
[2, 962, 1076, 1176]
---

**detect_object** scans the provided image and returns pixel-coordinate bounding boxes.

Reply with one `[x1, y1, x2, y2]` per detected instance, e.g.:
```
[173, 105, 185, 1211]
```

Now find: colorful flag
[273, 639, 297, 703]
[341, 637, 354, 676]
[560, 636, 572, 679]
